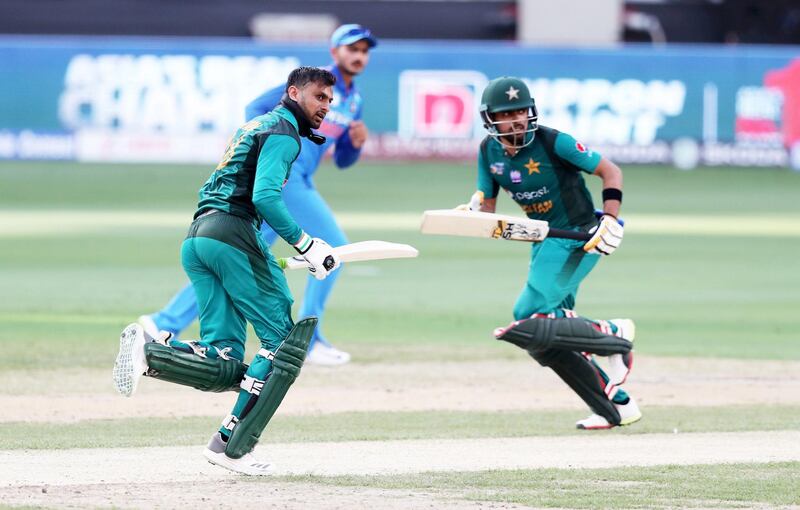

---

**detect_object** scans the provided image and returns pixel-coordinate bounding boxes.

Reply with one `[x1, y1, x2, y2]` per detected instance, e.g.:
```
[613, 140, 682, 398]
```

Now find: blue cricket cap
[330, 24, 377, 48]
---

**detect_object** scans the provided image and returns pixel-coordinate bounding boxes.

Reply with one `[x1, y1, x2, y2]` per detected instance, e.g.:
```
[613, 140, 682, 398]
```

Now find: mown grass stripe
[3, 405, 798, 450]
[3, 210, 800, 237]
[278, 462, 800, 509]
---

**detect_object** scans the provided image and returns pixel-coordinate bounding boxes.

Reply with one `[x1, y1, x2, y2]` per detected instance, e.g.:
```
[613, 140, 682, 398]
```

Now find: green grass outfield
[1, 161, 800, 509]
[1, 161, 799, 366]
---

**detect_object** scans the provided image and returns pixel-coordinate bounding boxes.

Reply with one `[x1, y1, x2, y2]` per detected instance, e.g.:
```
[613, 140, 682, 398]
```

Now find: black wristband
[602, 188, 623, 203]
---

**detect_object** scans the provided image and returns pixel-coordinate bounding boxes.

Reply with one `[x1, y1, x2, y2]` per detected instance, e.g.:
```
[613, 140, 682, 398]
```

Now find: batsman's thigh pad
[144, 343, 247, 393]
[497, 317, 631, 356]
[225, 317, 316, 459]
[532, 349, 621, 425]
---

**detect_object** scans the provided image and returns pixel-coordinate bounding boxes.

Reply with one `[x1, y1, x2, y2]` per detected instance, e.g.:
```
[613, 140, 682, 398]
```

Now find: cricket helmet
[480, 76, 538, 149]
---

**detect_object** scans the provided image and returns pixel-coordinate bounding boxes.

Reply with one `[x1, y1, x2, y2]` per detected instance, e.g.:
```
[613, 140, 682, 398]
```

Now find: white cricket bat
[420, 209, 591, 242]
[278, 240, 419, 270]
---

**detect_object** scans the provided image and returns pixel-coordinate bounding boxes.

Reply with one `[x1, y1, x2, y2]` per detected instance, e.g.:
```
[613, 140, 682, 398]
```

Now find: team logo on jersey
[510, 170, 522, 183]
[524, 158, 540, 175]
[490, 162, 505, 175]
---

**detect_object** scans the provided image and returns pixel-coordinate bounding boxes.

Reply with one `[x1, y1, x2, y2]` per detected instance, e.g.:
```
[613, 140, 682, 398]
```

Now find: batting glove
[584, 214, 624, 256]
[455, 191, 484, 211]
[294, 233, 340, 280]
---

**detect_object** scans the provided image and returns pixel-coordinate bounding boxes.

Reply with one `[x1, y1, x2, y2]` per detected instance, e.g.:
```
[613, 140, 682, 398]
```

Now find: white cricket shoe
[604, 318, 636, 398]
[112, 323, 148, 397]
[305, 342, 351, 366]
[576, 397, 642, 430]
[203, 433, 274, 476]
[137, 314, 160, 339]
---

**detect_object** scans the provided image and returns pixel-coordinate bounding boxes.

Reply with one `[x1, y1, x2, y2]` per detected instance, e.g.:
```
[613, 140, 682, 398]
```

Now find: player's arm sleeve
[332, 106, 363, 169]
[476, 147, 500, 199]
[553, 132, 602, 173]
[332, 129, 362, 169]
[252, 135, 304, 245]
[244, 84, 285, 121]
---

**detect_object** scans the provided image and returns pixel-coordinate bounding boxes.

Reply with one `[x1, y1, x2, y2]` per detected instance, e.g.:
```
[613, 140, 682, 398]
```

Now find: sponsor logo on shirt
[508, 186, 549, 201]
[510, 170, 522, 183]
[575, 141, 595, 157]
[490, 162, 505, 175]
[521, 200, 553, 215]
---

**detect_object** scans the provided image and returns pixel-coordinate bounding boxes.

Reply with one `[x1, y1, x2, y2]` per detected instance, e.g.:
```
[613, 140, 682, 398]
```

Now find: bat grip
[548, 228, 592, 241]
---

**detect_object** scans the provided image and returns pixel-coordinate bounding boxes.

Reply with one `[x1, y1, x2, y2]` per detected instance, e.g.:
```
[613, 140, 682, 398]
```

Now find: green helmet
[480, 76, 538, 149]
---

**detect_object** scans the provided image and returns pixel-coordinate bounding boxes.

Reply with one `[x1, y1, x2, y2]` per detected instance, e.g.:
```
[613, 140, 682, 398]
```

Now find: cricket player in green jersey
[460, 76, 642, 429]
[112, 67, 341, 474]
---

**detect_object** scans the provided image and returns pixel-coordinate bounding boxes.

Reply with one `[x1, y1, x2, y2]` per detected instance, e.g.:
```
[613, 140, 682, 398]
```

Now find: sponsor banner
[74, 130, 228, 164]
[0, 131, 75, 160]
[398, 70, 487, 139]
[59, 53, 299, 140]
[1, 37, 799, 167]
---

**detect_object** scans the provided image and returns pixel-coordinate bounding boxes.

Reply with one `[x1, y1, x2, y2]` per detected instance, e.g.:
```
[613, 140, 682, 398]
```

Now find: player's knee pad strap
[496, 317, 631, 356]
[530, 349, 621, 425]
[144, 343, 247, 393]
[224, 317, 316, 459]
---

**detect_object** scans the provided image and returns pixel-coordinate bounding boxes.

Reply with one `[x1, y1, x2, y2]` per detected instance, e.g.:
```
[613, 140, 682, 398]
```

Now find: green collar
[273, 105, 299, 132]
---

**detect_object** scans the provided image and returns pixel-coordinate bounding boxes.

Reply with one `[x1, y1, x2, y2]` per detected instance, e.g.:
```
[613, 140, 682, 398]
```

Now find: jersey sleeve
[332, 128, 362, 169]
[252, 134, 303, 245]
[244, 84, 285, 121]
[553, 132, 602, 173]
[332, 97, 363, 169]
[477, 146, 500, 199]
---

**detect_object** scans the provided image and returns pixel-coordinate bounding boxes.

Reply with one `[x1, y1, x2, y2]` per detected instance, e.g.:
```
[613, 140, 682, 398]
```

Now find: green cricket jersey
[196, 106, 303, 245]
[477, 126, 602, 230]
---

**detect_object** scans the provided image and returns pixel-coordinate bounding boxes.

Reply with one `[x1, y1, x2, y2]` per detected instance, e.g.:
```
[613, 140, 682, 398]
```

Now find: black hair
[285, 66, 336, 92]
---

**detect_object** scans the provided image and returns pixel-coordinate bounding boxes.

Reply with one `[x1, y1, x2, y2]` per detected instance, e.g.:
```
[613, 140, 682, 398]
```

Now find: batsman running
[460, 76, 641, 429]
[139, 24, 377, 366]
[112, 67, 341, 475]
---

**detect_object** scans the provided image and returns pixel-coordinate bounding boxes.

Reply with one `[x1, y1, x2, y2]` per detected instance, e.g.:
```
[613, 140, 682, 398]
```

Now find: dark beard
[501, 131, 523, 147]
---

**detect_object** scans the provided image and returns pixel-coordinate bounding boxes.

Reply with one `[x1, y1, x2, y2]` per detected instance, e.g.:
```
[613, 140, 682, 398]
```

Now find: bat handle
[548, 228, 592, 241]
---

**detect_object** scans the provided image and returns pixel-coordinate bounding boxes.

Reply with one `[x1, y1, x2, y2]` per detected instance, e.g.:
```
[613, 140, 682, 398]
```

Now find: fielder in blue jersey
[139, 24, 377, 366]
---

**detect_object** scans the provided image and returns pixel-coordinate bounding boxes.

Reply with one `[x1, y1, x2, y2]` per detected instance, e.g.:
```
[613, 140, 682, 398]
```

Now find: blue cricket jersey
[244, 65, 364, 177]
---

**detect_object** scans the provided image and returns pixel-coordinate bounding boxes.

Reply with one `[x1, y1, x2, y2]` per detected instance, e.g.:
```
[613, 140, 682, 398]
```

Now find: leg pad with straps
[144, 343, 247, 393]
[225, 317, 316, 459]
[531, 348, 621, 425]
[496, 317, 631, 356]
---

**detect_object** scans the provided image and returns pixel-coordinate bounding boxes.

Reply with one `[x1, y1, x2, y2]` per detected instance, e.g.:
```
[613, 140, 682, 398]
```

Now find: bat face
[492, 221, 546, 242]
[421, 209, 550, 242]
[280, 241, 418, 270]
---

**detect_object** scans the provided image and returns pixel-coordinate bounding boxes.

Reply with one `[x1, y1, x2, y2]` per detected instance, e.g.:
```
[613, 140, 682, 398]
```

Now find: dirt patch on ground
[2, 356, 799, 423]
[1, 431, 798, 509]
[0, 481, 531, 510]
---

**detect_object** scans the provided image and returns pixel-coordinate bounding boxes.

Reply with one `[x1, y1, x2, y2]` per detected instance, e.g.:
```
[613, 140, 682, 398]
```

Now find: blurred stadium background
[1, 1, 799, 508]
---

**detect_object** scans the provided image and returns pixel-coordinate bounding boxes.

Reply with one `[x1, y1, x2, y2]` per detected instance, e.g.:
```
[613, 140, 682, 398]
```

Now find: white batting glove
[294, 234, 341, 280]
[584, 214, 624, 256]
[455, 191, 484, 211]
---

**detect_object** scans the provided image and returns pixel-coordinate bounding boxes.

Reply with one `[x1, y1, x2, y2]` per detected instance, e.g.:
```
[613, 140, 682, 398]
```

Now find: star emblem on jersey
[525, 158, 540, 175]
[505, 86, 520, 100]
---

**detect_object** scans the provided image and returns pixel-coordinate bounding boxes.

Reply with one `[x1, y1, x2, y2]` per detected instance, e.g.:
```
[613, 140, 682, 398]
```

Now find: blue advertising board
[1, 35, 798, 166]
